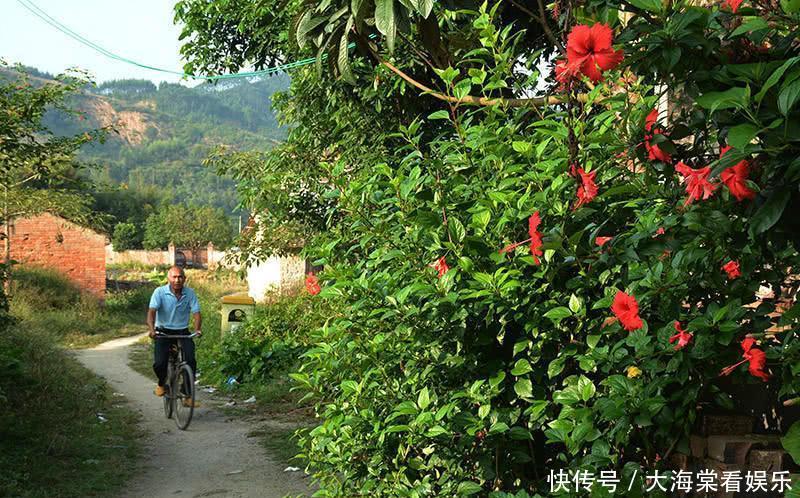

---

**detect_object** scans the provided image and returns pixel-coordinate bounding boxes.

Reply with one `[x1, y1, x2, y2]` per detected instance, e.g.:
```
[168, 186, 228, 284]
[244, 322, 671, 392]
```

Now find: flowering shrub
[177, 0, 800, 494]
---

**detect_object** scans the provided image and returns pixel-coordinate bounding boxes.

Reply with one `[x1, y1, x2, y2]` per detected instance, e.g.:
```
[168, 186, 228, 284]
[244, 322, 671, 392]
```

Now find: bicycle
[154, 330, 199, 430]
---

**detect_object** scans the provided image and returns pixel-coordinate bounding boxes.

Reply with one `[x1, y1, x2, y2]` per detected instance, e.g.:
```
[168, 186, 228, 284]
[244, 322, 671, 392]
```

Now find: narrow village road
[75, 333, 310, 498]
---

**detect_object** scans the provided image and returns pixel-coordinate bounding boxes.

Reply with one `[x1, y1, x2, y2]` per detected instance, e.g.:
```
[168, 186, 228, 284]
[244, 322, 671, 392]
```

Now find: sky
[0, 0, 196, 85]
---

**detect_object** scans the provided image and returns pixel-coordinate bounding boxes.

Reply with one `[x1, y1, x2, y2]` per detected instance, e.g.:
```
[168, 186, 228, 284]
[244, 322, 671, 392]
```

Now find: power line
[14, 0, 318, 80]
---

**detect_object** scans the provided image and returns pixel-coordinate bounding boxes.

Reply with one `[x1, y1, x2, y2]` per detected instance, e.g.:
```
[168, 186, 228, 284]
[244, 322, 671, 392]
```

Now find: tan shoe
[182, 398, 199, 408]
[154, 385, 167, 397]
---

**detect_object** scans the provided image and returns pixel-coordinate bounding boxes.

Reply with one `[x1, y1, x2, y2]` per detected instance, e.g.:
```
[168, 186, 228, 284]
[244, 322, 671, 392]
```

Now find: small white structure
[246, 254, 306, 302]
[220, 292, 256, 335]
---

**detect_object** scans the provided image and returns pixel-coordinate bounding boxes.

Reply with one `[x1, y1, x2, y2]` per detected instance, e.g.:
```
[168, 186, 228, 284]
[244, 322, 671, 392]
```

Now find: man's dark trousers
[153, 328, 196, 387]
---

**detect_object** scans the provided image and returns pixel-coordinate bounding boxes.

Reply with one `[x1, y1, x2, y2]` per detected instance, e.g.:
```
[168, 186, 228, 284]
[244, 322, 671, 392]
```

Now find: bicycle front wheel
[164, 363, 174, 419]
[173, 364, 195, 430]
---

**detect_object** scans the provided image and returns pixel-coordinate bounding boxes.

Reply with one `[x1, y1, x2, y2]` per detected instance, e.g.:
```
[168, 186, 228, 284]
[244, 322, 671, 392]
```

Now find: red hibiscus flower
[499, 212, 544, 265]
[555, 59, 582, 89]
[723, 0, 744, 12]
[595, 236, 612, 247]
[305, 273, 321, 295]
[720, 337, 770, 381]
[611, 291, 644, 331]
[719, 146, 756, 201]
[722, 260, 741, 279]
[430, 256, 450, 278]
[669, 321, 694, 350]
[644, 109, 672, 163]
[528, 212, 543, 264]
[566, 23, 624, 83]
[676, 161, 718, 205]
[574, 168, 599, 209]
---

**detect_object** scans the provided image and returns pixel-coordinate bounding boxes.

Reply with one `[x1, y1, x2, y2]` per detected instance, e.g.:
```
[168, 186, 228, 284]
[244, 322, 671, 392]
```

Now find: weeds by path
[0, 325, 141, 497]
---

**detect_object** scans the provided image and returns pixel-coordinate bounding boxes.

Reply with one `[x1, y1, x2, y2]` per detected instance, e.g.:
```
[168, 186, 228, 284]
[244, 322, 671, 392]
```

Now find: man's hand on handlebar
[194, 329, 202, 337]
[148, 328, 156, 339]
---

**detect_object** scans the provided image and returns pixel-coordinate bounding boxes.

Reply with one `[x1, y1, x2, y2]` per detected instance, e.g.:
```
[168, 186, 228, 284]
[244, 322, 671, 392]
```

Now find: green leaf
[696, 87, 749, 113]
[509, 426, 532, 440]
[592, 294, 614, 310]
[514, 378, 533, 398]
[755, 57, 799, 102]
[449, 218, 466, 243]
[568, 294, 582, 313]
[419, 0, 434, 18]
[544, 306, 572, 322]
[418, 387, 431, 409]
[727, 123, 760, 150]
[296, 10, 328, 49]
[578, 376, 596, 401]
[730, 17, 769, 37]
[428, 110, 450, 120]
[489, 371, 505, 388]
[512, 141, 532, 154]
[511, 359, 532, 376]
[548, 356, 566, 378]
[340, 379, 359, 394]
[778, 79, 800, 116]
[587, 335, 601, 348]
[471, 210, 491, 231]
[456, 481, 483, 495]
[625, 0, 662, 13]
[386, 424, 410, 433]
[374, 0, 396, 52]
[337, 17, 356, 84]
[489, 421, 509, 435]
[749, 189, 790, 237]
[781, 421, 800, 465]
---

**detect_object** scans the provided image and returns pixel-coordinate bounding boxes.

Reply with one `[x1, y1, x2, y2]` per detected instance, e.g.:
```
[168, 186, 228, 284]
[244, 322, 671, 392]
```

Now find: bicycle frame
[154, 331, 198, 429]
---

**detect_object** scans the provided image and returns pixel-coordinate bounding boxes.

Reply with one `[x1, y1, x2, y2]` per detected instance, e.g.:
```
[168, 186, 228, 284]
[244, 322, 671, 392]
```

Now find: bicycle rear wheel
[174, 364, 195, 430]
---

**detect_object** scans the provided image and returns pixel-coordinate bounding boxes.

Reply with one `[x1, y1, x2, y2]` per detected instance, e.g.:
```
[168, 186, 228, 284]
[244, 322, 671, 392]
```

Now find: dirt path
[75, 334, 310, 498]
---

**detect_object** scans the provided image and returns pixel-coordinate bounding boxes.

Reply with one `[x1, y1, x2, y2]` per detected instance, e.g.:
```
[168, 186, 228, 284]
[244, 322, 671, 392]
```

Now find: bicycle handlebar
[153, 332, 199, 340]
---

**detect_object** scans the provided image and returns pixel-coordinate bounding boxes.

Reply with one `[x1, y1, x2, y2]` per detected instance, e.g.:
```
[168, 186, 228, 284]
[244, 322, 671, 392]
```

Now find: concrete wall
[7, 213, 106, 299]
[106, 245, 170, 266]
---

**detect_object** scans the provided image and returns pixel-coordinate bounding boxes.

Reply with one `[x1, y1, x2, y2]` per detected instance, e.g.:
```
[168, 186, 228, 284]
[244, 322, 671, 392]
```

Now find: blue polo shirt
[148, 284, 201, 329]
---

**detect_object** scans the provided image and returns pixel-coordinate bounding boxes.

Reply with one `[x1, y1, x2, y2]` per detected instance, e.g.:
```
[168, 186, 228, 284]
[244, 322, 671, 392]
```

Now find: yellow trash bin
[220, 292, 256, 336]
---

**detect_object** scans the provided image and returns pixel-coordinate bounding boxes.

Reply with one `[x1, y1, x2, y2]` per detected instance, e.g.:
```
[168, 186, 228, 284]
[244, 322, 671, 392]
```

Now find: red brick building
[5, 213, 106, 300]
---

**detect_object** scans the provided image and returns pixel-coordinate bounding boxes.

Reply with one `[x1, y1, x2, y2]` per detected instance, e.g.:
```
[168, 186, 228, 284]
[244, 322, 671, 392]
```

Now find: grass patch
[0, 324, 141, 497]
[127, 339, 154, 381]
[9, 267, 151, 348]
[247, 424, 306, 466]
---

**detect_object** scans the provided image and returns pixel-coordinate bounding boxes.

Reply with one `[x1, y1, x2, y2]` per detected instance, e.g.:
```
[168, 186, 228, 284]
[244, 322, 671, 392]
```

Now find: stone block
[747, 449, 790, 472]
[706, 435, 780, 464]
[668, 452, 691, 471]
[690, 435, 707, 458]
[699, 414, 754, 436]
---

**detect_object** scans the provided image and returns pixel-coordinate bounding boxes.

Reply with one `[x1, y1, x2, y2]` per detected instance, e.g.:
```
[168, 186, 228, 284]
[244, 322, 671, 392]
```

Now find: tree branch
[510, 0, 564, 53]
[378, 58, 590, 107]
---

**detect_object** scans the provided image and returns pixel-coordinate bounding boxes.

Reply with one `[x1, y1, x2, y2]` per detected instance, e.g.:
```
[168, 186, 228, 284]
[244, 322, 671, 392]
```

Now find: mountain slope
[15, 68, 290, 215]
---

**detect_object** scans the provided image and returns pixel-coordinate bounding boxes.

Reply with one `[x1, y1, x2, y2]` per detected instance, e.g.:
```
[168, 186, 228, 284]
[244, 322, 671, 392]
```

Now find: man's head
[167, 265, 186, 292]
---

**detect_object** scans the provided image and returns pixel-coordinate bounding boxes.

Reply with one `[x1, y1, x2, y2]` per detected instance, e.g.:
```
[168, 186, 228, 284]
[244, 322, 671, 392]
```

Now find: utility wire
[14, 0, 319, 80]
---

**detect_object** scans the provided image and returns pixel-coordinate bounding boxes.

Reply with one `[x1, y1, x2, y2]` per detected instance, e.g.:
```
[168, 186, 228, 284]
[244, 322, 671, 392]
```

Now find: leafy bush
[216, 292, 335, 383]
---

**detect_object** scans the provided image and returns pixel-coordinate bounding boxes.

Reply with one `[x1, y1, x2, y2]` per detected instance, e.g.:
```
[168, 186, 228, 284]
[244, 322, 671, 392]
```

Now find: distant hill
[3, 66, 289, 216]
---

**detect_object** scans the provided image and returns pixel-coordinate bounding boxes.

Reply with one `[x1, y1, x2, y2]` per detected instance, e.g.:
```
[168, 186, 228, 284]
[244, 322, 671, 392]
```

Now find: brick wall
[6, 213, 106, 300]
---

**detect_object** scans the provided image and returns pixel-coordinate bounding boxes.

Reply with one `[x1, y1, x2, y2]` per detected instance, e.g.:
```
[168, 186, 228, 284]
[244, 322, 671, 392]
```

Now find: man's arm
[192, 311, 202, 336]
[147, 308, 157, 338]
[147, 287, 161, 338]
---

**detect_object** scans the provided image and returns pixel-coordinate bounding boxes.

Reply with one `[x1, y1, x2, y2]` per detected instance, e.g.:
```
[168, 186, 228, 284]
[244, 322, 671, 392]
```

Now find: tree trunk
[2, 184, 11, 296]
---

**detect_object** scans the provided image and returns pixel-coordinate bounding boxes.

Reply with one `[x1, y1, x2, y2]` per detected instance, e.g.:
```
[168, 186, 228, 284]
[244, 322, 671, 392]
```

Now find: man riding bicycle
[147, 265, 202, 406]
